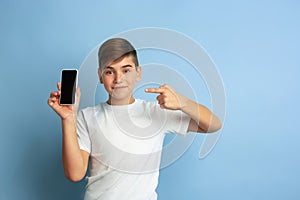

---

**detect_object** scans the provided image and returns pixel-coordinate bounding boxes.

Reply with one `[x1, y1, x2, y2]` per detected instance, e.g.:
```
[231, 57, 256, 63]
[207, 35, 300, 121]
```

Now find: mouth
[112, 86, 128, 90]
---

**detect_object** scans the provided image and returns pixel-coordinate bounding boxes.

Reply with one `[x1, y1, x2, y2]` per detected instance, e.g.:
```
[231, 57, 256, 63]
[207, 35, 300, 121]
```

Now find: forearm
[180, 96, 222, 133]
[61, 117, 87, 181]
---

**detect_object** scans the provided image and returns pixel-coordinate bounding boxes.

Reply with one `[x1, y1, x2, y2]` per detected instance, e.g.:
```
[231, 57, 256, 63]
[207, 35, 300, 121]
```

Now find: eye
[124, 69, 131, 73]
[104, 70, 113, 75]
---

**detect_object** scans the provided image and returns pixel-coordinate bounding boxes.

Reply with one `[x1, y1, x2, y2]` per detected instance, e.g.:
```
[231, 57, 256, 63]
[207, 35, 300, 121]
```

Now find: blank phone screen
[60, 70, 77, 105]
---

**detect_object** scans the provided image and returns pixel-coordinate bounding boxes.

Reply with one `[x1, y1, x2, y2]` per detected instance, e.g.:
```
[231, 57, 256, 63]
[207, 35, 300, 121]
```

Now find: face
[98, 55, 142, 105]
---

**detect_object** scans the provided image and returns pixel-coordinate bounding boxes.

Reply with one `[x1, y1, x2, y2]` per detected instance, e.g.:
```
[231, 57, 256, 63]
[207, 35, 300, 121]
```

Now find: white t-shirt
[77, 99, 190, 200]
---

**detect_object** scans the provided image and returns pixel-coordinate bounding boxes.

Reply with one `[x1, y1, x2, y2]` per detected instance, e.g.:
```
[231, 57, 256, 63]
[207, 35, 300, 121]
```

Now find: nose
[114, 72, 123, 84]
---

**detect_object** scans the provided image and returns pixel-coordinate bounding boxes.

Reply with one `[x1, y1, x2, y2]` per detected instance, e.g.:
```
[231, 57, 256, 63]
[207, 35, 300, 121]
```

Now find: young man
[48, 38, 221, 200]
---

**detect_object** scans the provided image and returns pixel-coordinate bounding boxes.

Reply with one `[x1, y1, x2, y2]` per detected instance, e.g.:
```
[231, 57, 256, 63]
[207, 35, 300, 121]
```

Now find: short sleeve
[76, 110, 91, 154]
[165, 110, 191, 136]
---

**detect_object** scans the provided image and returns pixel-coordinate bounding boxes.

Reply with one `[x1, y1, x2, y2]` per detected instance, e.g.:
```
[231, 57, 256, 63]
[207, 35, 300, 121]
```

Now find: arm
[48, 82, 89, 182]
[61, 117, 90, 182]
[145, 84, 222, 133]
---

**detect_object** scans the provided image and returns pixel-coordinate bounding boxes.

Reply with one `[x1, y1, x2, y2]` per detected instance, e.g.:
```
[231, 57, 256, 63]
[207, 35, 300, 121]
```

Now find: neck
[107, 96, 135, 105]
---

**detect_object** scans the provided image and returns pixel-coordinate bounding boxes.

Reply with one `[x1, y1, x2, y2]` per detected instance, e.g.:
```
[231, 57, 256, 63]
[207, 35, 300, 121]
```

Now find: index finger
[145, 88, 165, 94]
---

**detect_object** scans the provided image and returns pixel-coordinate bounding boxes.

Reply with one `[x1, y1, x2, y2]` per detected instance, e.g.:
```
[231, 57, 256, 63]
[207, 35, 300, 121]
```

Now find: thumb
[57, 82, 61, 91]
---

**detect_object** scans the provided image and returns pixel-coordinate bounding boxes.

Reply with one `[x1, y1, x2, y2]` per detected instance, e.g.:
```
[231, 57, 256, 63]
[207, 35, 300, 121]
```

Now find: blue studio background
[1, 0, 299, 200]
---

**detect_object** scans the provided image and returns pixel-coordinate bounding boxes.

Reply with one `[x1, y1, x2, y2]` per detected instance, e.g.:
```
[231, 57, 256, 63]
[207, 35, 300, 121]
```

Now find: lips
[112, 86, 127, 90]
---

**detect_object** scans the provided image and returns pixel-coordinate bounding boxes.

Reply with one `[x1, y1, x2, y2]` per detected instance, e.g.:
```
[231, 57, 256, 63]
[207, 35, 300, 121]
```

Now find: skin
[48, 55, 222, 182]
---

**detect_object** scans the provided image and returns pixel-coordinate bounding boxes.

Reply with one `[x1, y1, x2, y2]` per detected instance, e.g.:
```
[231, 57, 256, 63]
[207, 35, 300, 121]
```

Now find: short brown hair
[98, 38, 139, 69]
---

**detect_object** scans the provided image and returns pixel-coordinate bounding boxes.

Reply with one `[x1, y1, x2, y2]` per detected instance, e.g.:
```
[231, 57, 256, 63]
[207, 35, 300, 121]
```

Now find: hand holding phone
[48, 69, 80, 119]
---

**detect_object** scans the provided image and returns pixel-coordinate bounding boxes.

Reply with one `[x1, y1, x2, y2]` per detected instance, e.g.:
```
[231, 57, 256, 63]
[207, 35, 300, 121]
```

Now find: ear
[136, 66, 142, 82]
[98, 68, 103, 84]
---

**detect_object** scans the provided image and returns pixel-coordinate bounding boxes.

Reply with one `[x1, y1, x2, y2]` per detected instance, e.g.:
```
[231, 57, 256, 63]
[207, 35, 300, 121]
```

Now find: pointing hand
[145, 84, 186, 110]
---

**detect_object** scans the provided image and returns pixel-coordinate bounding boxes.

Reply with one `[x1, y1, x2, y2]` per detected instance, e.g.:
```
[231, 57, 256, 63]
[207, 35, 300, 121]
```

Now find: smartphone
[59, 69, 78, 105]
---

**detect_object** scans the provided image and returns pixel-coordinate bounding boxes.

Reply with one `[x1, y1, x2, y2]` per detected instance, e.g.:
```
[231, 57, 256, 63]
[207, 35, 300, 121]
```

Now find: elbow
[208, 122, 222, 133]
[64, 171, 85, 182]
[206, 116, 222, 133]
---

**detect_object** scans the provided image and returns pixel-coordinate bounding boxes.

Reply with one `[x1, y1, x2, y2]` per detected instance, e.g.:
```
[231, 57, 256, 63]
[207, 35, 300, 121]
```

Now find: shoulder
[78, 103, 105, 116]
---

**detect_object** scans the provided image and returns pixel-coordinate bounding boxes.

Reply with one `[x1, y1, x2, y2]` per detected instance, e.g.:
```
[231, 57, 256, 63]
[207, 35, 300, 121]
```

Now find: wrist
[179, 95, 189, 110]
[61, 114, 77, 123]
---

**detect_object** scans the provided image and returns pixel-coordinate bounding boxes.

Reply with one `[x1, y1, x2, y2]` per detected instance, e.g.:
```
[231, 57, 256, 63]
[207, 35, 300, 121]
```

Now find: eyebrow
[104, 64, 133, 70]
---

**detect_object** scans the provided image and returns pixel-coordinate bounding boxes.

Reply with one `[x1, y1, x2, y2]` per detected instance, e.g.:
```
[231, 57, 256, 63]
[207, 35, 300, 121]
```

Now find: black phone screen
[60, 69, 77, 105]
